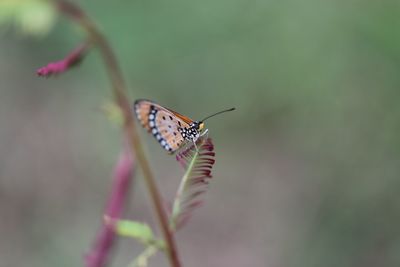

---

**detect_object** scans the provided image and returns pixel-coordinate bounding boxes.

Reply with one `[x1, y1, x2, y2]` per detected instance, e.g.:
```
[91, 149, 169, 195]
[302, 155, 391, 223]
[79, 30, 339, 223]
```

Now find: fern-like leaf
[170, 137, 215, 231]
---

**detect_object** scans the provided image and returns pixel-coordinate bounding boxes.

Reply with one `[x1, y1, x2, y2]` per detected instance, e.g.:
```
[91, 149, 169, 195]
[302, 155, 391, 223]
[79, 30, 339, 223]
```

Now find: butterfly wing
[165, 107, 194, 125]
[134, 100, 153, 131]
[134, 99, 193, 153]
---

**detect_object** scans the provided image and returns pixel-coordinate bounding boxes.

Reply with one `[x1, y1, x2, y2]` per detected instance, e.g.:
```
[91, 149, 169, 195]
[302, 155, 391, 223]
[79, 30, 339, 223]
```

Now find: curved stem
[56, 1, 181, 267]
[171, 142, 200, 231]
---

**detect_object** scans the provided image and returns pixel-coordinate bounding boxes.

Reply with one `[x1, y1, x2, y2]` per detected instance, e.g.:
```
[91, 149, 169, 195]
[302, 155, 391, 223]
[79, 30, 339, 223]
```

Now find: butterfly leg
[192, 134, 201, 151]
[200, 128, 209, 137]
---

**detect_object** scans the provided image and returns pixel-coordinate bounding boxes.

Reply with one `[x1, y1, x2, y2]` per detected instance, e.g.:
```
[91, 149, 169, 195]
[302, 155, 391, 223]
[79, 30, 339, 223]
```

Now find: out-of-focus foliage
[0, 0, 56, 36]
[101, 102, 124, 127]
[112, 219, 160, 247]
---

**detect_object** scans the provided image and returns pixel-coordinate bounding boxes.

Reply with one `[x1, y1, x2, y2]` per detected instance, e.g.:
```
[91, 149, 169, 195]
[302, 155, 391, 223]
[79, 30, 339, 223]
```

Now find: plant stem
[171, 143, 200, 230]
[128, 245, 158, 267]
[56, 1, 181, 266]
[85, 148, 134, 267]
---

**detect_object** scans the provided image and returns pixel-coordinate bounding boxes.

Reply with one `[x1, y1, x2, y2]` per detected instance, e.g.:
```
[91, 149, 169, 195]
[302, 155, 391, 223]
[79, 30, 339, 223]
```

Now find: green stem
[56, 1, 181, 267]
[171, 141, 202, 230]
[129, 245, 158, 267]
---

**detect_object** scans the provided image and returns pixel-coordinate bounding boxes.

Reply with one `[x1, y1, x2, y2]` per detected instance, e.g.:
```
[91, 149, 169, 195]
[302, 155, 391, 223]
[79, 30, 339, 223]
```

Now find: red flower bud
[37, 43, 89, 77]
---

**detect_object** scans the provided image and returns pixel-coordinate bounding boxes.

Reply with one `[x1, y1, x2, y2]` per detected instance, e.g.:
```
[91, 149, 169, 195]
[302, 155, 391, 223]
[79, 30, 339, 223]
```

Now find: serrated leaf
[170, 137, 215, 231]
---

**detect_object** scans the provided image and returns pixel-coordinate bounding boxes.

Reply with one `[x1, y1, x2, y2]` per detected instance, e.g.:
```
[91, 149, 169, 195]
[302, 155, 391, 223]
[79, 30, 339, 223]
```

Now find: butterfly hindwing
[134, 99, 193, 153]
[134, 100, 153, 131]
[154, 109, 188, 152]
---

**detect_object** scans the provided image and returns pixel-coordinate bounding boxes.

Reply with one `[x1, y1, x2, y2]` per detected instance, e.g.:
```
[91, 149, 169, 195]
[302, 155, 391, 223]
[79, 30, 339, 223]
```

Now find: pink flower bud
[37, 43, 88, 77]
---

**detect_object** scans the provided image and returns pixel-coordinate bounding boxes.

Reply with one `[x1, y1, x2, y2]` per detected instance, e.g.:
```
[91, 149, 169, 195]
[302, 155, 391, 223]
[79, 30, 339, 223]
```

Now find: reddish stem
[85, 149, 134, 267]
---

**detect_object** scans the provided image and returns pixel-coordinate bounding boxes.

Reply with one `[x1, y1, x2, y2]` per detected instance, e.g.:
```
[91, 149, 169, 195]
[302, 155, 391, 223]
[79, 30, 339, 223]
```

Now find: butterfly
[134, 99, 235, 153]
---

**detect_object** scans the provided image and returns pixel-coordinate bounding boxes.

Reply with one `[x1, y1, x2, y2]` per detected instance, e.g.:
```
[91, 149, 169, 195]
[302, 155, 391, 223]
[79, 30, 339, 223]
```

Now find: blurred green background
[1, 0, 400, 266]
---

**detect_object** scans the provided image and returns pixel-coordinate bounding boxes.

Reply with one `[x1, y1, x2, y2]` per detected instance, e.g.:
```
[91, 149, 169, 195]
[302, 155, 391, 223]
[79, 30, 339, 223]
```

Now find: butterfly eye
[199, 122, 205, 131]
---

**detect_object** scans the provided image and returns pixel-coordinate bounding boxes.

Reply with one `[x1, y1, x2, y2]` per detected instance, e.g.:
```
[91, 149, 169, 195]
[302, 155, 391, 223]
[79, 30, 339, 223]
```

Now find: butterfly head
[182, 121, 204, 141]
[182, 121, 206, 143]
[197, 121, 205, 131]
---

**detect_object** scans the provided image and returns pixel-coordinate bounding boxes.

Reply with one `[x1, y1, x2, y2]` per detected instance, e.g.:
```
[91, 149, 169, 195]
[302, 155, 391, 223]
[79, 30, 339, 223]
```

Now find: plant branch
[55, 1, 181, 266]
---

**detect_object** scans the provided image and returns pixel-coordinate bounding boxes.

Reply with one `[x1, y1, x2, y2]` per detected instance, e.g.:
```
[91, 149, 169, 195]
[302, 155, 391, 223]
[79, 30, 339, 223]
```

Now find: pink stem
[84, 148, 134, 267]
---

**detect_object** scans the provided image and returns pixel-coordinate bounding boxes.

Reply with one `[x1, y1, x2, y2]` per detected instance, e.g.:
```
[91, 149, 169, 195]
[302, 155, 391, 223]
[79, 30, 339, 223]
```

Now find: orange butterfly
[134, 99, 235, 153]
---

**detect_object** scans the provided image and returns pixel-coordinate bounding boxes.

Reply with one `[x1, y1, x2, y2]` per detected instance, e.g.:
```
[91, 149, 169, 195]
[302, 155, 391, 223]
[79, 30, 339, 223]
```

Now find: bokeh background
[1, 1, 400, 266]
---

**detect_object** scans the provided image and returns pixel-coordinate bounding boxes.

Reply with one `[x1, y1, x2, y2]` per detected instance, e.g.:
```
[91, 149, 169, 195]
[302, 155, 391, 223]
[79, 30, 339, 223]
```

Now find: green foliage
[111, 219, 164, 266]
[0, 0, 56, 36]
[112, 219, 164, 249]
[101, 102, 124, 126]
[128, 246, 158, 267]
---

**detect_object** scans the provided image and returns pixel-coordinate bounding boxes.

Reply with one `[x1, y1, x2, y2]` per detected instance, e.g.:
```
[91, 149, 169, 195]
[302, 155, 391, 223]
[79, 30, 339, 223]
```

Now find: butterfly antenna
[200, 107, 235, 123]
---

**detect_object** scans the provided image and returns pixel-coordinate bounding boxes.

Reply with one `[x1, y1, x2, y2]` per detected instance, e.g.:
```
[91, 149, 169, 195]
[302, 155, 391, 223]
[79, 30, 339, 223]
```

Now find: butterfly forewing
[154, 110, 188, 151]
[165, 108, 194, 125]
[134, 99, 193, 153]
